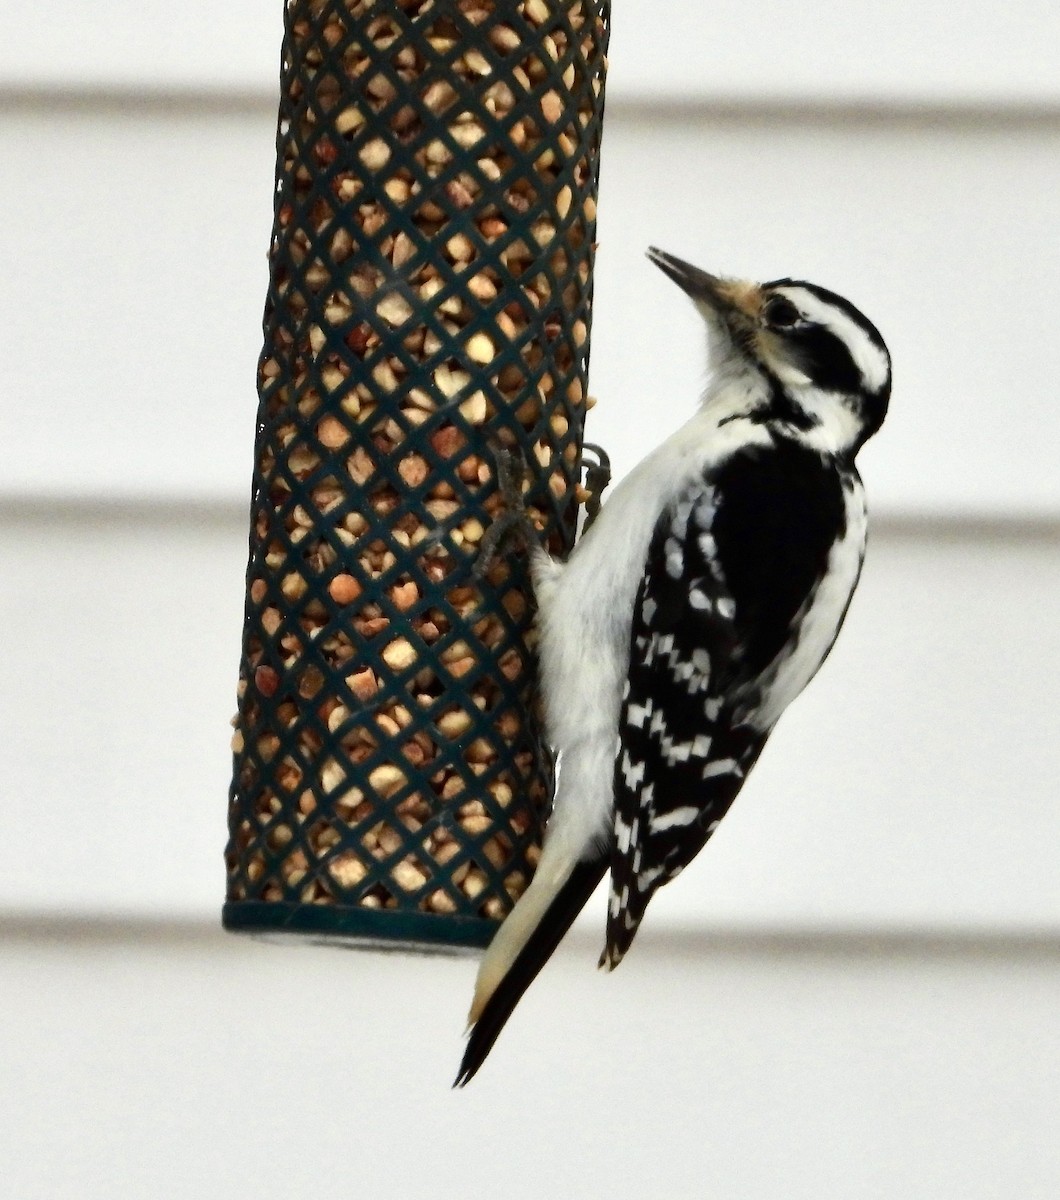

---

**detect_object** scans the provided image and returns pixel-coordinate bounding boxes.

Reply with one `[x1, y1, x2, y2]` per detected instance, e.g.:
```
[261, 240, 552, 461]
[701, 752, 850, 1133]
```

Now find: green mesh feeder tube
[224, 0, 611, 949]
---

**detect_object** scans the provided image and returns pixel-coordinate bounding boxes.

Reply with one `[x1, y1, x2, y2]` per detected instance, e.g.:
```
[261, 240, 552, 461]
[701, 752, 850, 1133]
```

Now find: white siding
[2, 506, 1057, 931]
[7, 0, 1060, 106]
[3, 8, 1059, 1195]
[1, 923, 1057, 1199]
[3, 103, 1060, 513]
[607, 0, 1060, 107]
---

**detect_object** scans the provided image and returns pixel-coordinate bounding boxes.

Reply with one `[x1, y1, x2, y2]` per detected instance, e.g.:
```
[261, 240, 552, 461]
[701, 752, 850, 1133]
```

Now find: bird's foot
[474, 440, 539, 580]
[578, 442, 612, 533]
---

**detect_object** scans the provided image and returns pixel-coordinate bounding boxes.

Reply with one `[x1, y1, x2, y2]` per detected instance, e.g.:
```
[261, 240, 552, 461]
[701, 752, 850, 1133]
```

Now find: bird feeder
[224, 0, 611, 949]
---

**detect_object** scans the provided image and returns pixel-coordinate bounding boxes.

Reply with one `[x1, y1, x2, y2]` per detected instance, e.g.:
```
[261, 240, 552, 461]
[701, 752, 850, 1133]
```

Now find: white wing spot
[673, 497, 694, 536]
[621, 753, 645, 789]
[650, 805, 700, 832]
[703, 757, 741, 780]
[668, 739, 693, 765]
[673, 660, 695, 683]
[693, 495, 717, 529]
[636, 865, 666, 889]
[626, 700, 653, 729]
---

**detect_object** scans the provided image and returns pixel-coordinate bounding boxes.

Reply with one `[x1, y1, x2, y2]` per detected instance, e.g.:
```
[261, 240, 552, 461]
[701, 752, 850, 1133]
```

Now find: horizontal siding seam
[2, 85, 1060, 128]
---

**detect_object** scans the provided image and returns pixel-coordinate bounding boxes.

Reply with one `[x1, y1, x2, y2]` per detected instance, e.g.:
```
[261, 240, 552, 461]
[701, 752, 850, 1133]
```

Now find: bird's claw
[474, 440, 538, 580]
[474, 438, 612, 578]
[580, 442, 612, 532]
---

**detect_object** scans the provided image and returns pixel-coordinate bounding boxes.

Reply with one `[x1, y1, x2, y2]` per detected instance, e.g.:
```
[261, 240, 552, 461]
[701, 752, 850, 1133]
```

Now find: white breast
[747, 474, 868, 731]
[536, 407, 773, 747]
[530, 405, 773, 860]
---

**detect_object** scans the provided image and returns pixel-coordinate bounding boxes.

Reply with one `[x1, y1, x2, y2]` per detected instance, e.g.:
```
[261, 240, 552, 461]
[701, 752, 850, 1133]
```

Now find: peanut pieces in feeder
[226, 0, 608, 936]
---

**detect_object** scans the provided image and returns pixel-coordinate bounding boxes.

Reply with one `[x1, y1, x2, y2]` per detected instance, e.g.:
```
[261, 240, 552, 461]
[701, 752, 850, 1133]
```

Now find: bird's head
[648, 247, 891, 459]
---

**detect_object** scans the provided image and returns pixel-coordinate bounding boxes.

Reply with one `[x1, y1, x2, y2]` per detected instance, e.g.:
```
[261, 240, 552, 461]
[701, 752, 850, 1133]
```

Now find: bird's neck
[699, 359, 772, 426]
[700, 361, 859, 462]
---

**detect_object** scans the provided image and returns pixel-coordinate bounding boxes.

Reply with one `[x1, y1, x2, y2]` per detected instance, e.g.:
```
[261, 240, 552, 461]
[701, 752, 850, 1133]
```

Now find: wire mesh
[224, 0, 611, 949]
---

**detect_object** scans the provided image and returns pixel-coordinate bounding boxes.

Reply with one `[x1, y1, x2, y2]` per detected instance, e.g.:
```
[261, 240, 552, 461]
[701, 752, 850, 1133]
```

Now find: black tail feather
[453, 854, 607, 1087]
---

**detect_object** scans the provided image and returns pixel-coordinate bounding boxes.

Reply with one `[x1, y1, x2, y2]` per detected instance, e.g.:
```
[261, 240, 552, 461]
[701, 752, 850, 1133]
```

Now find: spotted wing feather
[605, 481, 766, 967]
[604, 441, 852, 968]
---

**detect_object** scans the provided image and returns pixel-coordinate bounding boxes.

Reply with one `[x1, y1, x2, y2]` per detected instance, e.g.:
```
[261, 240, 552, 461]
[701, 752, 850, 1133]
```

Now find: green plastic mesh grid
[224, 0, 610, 949]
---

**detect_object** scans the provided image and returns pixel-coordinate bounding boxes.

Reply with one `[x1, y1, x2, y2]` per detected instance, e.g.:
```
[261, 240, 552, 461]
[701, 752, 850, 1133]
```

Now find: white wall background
[2, 2, 1058, 1196]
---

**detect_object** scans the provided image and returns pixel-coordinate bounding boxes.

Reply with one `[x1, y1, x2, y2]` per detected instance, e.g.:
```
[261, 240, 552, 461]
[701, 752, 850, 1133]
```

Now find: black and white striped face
[648, 248, 891, 457]
[757, 279, 891, 444]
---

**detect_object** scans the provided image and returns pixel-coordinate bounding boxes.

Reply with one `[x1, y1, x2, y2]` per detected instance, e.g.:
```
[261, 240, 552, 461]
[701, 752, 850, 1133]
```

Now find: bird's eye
[764, 296, 801, 328]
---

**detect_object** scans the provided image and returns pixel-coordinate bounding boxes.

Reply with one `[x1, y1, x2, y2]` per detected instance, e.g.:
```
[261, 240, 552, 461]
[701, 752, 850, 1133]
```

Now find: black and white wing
[604, 479, 765, 967]
[603, 440, 855, 968]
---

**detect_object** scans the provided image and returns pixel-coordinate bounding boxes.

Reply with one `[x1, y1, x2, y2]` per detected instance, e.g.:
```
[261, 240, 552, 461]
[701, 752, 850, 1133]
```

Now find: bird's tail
[454, 851, 607, 1087]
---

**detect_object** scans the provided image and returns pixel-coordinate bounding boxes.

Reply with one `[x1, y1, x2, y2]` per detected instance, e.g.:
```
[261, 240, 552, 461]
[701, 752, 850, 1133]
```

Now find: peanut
[328, 574, 362, 605]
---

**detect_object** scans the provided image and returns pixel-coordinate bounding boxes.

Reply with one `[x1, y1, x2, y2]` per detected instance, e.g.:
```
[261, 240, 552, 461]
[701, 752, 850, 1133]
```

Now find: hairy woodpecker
[455, 247, 891, 1085]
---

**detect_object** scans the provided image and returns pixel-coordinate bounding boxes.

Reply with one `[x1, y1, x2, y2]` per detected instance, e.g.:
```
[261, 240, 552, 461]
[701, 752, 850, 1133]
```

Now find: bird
[454, 247, 892, 1086]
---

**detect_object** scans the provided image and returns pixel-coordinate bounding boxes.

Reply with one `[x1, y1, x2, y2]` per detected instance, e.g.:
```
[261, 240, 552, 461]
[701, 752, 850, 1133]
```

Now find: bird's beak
[646, 247, 763, 324]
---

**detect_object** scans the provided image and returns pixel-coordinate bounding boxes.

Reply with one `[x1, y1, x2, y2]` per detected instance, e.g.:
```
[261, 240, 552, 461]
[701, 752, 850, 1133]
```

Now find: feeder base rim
[222, 901, 496, 956]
